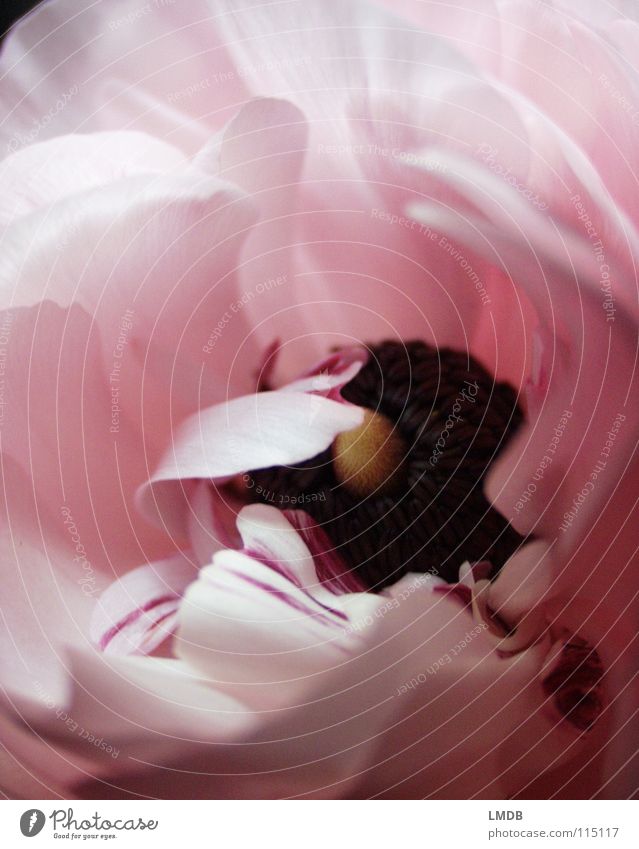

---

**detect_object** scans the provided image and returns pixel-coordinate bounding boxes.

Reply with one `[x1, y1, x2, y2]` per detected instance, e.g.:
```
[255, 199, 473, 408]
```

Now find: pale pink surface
[0, 0, 636, 799]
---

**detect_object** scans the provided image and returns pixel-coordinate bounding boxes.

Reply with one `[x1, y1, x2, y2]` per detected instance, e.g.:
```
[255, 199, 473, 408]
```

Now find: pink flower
[0, 0, 637, 799]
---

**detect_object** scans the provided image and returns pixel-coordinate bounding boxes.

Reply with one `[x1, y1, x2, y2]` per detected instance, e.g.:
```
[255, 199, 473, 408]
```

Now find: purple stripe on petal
[231, 569, 346, 628]
[241, 550, 350, 622]
[243, 548, 302, 588]
[283, 510, 367, 595]
[98, 594, 179, 653]
[91, 553, 197, 656]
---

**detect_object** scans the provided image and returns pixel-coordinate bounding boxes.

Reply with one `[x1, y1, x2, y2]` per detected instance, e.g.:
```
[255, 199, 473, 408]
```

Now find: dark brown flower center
[248, 340, 525, 590]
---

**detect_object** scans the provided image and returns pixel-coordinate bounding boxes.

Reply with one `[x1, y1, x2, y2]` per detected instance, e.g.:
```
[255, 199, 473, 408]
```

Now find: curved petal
[138, 390, 364, 537]
[0, 171, 257, 573]
[201, 0, 534, 382]
[18, 648, 366, 800]
[0, 131, 184, 227]
[409, 151, 639, 797]
[176, 504, 380, 711]
[378, 0, 639, 233]
[0, 0, 252, 153]
[176, 506, 599, 797]
[83, 568, 597, 798]
[552, 0, 639, 27]
[217, 97, 308, 199]
[90, 552, 198, 656]
[0, 457, 94, 704]
[176, 550, 367, 710]
[186, 479, 243, 567]
[283, 509, 368, 594]
[346, 578, 599, 799]
[10, 523, 605, 799]
[408, 149, 639, 543]
[12, 650, 259, 780]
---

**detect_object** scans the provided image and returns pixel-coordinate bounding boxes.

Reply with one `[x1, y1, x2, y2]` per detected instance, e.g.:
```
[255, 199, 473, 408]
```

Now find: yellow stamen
[332, 409, 407, 497]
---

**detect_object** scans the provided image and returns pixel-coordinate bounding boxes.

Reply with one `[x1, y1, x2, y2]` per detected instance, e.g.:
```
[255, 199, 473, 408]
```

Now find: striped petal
[90, 553, 198, 656]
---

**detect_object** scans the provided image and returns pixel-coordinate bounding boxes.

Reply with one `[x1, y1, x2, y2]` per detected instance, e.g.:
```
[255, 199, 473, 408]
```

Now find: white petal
[138, 390, 364, 535]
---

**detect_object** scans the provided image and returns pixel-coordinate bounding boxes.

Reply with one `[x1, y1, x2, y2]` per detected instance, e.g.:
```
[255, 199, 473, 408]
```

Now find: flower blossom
[0, 0, 637, 799]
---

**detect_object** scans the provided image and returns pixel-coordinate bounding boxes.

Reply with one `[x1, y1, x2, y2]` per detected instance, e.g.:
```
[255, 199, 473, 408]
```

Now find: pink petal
[186, 479, 243, 567]
[234, 504, 328, 589]
[217, 97, 308, 198]
[17, 648, 364, 799]
[226, 2, 537, 366]
[0, 690, 95, 798]
[0, 172, 257, 574]
[193, 95, 315, 384]
[346, 579, 591, 799]
[235, 503, 366, 594]
[487, 541, 556, 624]
[0, 131, 184, 226]
[380, 1, 639, 235]
[410, 152, 639, 796]
[552, 0, 639, 27]
[0, 463, 95, 704]
[170, 563, 593, 798]
[90, 553, 198, 656]
[281, 347, 368, 398]
[408, 151, 639, 540]
[12, 548, 601, 799]
[0, 0, 252, 153]
[374, 0, 502, 73]
[175, 508, 595, 797]
[12, 650, 258, 785]
[0, 303, 179, 585]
